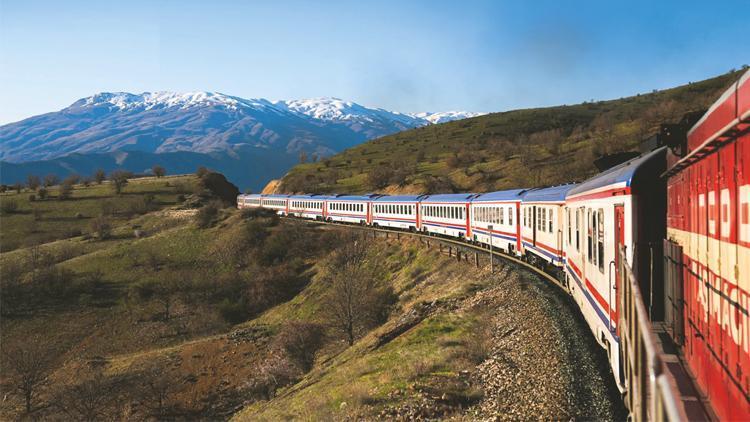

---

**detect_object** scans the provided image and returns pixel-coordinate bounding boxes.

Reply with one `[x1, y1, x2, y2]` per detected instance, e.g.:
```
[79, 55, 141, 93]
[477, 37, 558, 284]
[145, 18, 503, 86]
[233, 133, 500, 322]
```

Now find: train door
[614, 204, 624, 336]
[532, 205, 537, 246]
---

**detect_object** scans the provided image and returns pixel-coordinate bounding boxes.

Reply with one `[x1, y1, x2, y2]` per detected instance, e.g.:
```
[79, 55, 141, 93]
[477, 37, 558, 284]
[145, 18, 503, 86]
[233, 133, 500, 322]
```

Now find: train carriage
[564, 147, 667, 389]
[260, 194, 290, 215]
[469, 189, 524, 255]
[326, 195, 372, 224]
[371, 195, 422, 230]
[236, 193, 262, 209]
[288, 194, 329, 220]
[520, 184, 577, 267]
[663, 69, 750, 421]
[419, 194, 477, 238]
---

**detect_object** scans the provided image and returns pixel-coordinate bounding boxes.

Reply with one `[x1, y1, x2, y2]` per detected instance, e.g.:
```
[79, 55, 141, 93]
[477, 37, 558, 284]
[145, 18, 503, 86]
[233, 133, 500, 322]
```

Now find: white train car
[469, 189, 524, 255]
[326, 195, 372, 224]
[372, 195, 422, 230]
[288, 195, 329, 220]
[418, 194, 476, 239]
[563, 147, 666, 390]
[520, 184, 577, 267]
[237, 193, 262, 209]
[260, 194, 290, 215]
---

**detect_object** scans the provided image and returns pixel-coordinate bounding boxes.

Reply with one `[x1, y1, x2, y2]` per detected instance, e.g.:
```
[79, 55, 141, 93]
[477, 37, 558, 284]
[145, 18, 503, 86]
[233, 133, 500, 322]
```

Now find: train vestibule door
[532, 206, 537, 246]
[614, 204, 625, 336]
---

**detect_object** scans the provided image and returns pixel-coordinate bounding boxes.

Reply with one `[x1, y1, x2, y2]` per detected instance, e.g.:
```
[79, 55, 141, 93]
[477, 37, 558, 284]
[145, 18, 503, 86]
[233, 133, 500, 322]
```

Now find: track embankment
[238, 219, 627, 420]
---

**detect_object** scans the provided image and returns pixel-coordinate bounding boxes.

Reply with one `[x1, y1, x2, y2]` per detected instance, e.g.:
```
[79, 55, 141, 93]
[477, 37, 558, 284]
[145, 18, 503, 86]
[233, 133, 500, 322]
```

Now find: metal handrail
[618, 245, 687, 421]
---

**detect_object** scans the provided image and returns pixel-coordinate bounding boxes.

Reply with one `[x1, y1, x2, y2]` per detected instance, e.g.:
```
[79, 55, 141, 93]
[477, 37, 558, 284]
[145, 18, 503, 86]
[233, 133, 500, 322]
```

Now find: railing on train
[618, 245, 686, 421]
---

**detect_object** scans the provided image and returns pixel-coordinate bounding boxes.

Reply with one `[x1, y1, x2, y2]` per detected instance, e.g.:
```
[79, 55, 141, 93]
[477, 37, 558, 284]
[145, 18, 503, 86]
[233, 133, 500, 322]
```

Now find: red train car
[664, 69, 750, 420]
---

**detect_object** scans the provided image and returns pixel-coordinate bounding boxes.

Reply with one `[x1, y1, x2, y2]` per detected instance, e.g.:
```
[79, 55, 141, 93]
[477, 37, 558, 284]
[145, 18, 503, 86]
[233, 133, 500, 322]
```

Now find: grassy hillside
[0, 175, 624, 420]
[0, 175, 195, 252]
[279, 69, 746, 194]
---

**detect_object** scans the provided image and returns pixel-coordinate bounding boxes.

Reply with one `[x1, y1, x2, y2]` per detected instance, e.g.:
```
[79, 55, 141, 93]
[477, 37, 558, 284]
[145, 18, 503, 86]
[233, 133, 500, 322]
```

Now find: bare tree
[136, 363, 177, 418]
[94, 169, 106, 184]
[110, 170, 130, 194]
[58, 180, 73, 200]
[26, 175, 41, 190]
[54, 369, 128, 421]
[1, 334, 58, 415]
[322, 233, 393, 346]
[152, 165, 166, 178]
[43, 174, 60, 187]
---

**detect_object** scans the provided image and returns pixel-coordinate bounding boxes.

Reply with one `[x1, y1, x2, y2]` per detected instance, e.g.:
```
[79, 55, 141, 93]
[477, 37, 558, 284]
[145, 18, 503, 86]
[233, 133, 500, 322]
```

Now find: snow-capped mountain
[0, 91, 483, 189]
[409, 111, 486, 124]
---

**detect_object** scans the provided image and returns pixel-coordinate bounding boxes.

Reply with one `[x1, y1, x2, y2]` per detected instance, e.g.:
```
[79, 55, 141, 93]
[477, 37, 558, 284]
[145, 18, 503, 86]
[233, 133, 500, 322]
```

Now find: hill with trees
[0, 172, 624, 419]
[278, 68, 746, 194]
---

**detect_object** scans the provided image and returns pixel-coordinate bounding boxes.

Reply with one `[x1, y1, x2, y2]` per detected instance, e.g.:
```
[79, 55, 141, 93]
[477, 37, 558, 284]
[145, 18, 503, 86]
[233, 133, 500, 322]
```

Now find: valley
[0, 174, 624, 420]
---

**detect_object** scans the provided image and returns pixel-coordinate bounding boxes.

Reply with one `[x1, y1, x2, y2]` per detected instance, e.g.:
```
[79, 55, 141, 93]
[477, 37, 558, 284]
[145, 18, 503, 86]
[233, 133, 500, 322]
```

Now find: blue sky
[0, 0, 747, 124]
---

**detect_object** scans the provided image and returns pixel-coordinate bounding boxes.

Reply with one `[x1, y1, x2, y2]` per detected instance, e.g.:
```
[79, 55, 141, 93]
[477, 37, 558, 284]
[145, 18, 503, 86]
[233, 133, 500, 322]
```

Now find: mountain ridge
[0, 91, 482, 163]
[278, 69, 745, 195]
[0, 92, 482, 190]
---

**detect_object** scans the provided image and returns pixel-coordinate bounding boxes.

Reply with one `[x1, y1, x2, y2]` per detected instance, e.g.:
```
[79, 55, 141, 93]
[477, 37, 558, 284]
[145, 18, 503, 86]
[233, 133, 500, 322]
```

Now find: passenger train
[238, 69, 750, 421]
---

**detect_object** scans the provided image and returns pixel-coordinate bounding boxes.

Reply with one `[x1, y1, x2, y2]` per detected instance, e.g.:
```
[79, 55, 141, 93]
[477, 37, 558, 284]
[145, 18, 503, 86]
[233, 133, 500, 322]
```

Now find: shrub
[195, 166, 209, 178]
[63, 174, 80, 185]
[37, 187, 48, 200]
[195, 201, 220, 228]
[273, 322, 326, 370]
[217, 298, 248, 324]
[90, 216, 112, 240]
[58, 181, 73, 200]
[367, 165, 393, 189]
[28, 194, 36, 202]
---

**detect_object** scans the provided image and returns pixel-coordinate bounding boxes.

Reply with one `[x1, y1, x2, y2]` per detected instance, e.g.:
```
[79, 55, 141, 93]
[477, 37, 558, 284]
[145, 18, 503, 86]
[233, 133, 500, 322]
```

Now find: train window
[548, 208, 553, 232]
[566, 208, 571, 245]
[587, 209, 593, 263]
[508, 207, 513, 225]
[597, 208, 604, 273]
[538, 208, 543, 231]
[499, 207, 504, 225]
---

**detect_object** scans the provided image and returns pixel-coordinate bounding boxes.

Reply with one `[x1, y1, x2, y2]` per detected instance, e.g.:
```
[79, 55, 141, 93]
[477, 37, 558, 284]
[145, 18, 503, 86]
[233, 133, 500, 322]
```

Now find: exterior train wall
[666, 130, 750, 420]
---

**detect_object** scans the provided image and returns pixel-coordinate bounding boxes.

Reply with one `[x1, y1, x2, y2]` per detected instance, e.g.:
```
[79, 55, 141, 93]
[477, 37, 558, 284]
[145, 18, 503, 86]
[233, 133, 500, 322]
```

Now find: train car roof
[262, 194, 291, 198]
[521, 184, 577, 202]
[472, 189, 525, 202]
[287, 194, 335, 200]
[567, 147, 666, 197]
[373, 195, 425, 202]
[420, 193, 478, 203]
[328, 194, 374, 201]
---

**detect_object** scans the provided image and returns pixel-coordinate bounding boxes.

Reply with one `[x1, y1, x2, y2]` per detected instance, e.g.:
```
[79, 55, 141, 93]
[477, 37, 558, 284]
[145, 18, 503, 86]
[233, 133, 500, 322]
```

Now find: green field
[0, 175, 194, 252]
[280, 69, 745, 194]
